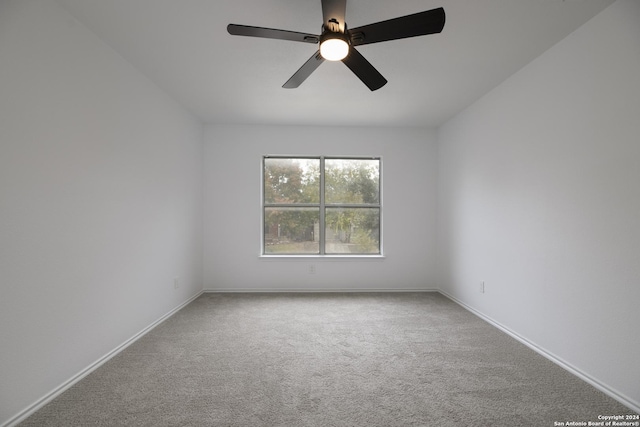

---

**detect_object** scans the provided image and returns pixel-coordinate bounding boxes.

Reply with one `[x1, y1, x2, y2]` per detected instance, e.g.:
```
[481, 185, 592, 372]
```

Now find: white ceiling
[56, 0, 614, 127]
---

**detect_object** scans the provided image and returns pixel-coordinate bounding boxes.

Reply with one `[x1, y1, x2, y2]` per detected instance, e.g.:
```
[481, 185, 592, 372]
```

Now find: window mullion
[325, 204, 381, 209]
[319, 156, 325, 255]
[264, 203, 319, 208]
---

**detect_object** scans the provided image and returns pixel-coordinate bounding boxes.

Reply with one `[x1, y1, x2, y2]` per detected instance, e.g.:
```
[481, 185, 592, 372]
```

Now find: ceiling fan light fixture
[320, 34, 349, 61]
[228, 2, 446, 90]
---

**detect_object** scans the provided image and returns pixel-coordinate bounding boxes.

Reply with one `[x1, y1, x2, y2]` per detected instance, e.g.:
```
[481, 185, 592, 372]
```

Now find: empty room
[1, 0, 639, 425]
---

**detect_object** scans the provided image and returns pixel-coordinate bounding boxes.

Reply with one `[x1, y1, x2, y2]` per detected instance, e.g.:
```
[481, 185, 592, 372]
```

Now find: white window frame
[261, 155, 383, 257]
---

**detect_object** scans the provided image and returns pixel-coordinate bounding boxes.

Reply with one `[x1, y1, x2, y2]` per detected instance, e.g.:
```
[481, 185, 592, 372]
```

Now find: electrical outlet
[308, 264, 316, 275]
[174, 278, 180, 289]
[480, 281, 485, 293]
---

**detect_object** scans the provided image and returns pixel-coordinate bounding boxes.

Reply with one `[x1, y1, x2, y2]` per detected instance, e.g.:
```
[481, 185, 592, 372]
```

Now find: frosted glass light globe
[320, 38, 349, 61]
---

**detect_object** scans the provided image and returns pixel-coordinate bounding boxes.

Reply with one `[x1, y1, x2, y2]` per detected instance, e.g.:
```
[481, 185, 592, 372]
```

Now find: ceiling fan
[227, 0, 445, 91]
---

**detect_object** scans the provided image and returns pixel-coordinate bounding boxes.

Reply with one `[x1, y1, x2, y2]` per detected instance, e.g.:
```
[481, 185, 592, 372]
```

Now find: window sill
[259, 254, 385, 260]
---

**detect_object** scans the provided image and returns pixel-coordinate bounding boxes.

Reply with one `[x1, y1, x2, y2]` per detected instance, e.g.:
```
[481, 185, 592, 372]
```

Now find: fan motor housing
[321, 28, 349, 43]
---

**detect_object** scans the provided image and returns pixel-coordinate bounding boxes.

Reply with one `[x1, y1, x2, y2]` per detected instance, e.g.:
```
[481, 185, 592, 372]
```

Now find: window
[263, 156, 381, 255]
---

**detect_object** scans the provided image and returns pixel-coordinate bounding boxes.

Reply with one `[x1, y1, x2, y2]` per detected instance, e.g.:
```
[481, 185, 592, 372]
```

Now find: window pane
[325, 208, 380, 254]
[325, 159, 379, 204]
[264, 158, 320, 204]
[264, 207, 319, 254]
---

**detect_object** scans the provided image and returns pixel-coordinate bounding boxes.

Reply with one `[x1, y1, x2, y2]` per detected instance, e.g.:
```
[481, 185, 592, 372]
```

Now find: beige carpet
[22, 293, 635, 426]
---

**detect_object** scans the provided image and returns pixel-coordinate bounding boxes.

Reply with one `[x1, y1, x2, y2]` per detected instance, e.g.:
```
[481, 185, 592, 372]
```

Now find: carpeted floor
[22, 292, 635, 426]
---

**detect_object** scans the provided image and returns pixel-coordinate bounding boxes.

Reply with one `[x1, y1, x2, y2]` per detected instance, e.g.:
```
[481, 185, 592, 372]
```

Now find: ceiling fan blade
[283, 51, 325, 88]
[227, 24, 319, 44]
[342, 47, 387, 91]
[349, 7, 445, 46]
[321, 0, 347, 32]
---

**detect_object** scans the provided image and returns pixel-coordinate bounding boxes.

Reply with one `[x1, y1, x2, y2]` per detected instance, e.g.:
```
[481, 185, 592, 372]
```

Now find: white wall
[0, 1, 203, 424]
[204, 124, 438, 291]
[437, 0, 640, 411]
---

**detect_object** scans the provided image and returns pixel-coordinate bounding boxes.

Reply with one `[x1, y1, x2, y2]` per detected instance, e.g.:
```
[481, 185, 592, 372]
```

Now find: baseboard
[203, 288, 440, 293]
[2, 291, 204, 427]
[438, 290, 640, 414]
